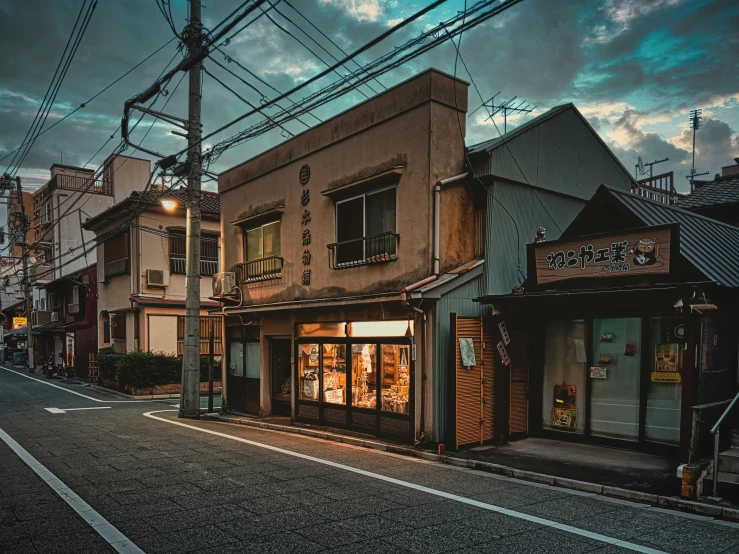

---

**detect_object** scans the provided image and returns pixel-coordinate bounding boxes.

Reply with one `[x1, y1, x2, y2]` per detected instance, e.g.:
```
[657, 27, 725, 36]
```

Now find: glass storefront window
[591, 318, 642, 441]
[298, 343, 320, 401]
[351, 344, 377, 409]
[380, 345, 410, 414]
[646, 317, 683, 445]
[323, 344, 347, 405]
[542, 320, 586, 433]
[229, 342, 244, 377]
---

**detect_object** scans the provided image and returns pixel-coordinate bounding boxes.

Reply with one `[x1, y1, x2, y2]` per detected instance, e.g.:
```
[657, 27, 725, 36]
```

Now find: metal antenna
[687, 109, 709, 191]
[635, 156, 669, 180]
[469, 93, 536, 134]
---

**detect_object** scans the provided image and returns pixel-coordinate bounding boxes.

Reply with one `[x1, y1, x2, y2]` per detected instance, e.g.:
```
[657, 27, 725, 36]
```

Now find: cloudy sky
[1, 0, 737, 194]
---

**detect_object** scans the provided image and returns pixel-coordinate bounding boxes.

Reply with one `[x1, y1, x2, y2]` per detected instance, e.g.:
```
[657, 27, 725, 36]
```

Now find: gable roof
[578, 185, 739, 288]
[678, 175, 739, 210]
[466, 103, 636, 186]
[83, 188, 220, 230]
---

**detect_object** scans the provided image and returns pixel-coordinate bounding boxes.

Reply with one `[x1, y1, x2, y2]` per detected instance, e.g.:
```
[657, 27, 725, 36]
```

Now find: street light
[161, 199, 177, 211]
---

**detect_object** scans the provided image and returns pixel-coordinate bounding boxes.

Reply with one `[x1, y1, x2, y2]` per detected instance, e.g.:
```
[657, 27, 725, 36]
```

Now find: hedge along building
[83, 188, 222, 357]
[216, 69, 480, 443]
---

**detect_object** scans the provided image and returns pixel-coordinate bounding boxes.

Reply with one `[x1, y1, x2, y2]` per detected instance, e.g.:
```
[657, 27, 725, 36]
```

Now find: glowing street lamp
[161, 199, 177, 212]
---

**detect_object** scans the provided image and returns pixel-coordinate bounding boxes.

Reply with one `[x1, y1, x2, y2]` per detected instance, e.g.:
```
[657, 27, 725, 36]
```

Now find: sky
[0, 0, 737, 194]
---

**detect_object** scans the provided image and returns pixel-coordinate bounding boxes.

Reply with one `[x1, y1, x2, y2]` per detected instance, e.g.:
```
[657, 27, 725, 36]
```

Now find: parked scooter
[43, 356, 58, 379]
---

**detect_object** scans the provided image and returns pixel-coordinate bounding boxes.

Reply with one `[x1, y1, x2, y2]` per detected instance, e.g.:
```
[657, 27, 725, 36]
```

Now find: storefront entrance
[271, 338, 291, 416]
[294, 324, 414, 443]
[541, 316, 683, 451]
[226, 326, 260, 414]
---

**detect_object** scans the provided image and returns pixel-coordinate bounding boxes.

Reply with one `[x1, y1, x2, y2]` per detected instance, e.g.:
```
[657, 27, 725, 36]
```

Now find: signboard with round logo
[299, 164, 310, 185]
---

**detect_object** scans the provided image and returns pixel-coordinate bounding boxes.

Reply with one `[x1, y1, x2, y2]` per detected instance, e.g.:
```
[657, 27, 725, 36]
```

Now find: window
[169, 232, 219, 276]
[104, 231, 129, 278]
[239, 221, 282, 282]
[177, 315, 223, 356]
[332, 187, 397, 268]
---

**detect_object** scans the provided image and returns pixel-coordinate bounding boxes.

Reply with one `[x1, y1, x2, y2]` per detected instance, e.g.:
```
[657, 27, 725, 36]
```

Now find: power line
[0, 37, 178, 166]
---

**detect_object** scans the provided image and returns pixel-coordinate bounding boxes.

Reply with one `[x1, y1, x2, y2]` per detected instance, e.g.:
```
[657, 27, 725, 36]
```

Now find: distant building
[678, 158, 739, 226]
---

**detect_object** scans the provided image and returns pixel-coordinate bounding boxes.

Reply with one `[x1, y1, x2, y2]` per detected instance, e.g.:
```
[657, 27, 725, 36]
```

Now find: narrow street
[1, 366, 738, 554]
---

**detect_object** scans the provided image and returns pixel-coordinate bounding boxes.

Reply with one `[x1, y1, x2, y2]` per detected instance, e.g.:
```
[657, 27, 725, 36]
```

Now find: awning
[321, 167, 403, 200]
[218, 293, 400, 315]
[133, 296, 221, 309]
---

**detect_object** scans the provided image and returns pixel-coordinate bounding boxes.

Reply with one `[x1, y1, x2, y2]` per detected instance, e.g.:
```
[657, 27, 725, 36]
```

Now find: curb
[87, 384, 221, 400]
[203, 412, 739, 522]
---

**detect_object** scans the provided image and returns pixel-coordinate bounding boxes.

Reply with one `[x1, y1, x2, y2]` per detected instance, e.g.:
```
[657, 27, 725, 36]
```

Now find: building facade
[84, 188, 222, 356]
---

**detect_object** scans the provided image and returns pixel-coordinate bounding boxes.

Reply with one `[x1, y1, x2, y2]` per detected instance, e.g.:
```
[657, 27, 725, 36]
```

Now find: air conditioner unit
[68, 303, 80, 314]
[212, 272, 236, 298]
[50, 311, 59, 323]
[39, 203, 51, 226]
[146, 269, 169, 288]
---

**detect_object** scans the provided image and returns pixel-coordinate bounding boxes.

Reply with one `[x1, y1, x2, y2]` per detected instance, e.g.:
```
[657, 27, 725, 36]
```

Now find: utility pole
[0, 174, 32, 370]
[179, 0, 204, 419]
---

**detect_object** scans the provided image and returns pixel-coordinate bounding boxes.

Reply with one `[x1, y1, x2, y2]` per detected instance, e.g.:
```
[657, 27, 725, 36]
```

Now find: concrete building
[215, 73, 637, 446]
[29, 155, 150, 367]
[83, 188, 222, 356]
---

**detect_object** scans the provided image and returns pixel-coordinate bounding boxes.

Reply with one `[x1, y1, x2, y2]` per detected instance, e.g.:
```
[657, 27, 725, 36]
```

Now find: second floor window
[334, 187, 397, 267]
[104, 231, 130, 279]
[169, 232, 219, 276]
[239, 221, 282, 282]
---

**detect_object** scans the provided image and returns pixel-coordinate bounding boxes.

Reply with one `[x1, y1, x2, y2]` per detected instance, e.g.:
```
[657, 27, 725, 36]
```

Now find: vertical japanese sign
[533, 226, 672, 285]
[300, 164, 312, 286]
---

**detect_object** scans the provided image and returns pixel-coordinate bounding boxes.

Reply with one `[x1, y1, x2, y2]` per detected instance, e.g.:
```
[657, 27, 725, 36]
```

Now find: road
[1, 366, 738, 554]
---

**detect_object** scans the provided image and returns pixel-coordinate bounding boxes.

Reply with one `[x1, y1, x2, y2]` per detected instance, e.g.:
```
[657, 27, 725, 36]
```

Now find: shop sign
[459, 338, 476, 367]
[12, 317, 26, 330]
[498, 321, 510, 345]
[497, 341, 510, 366]
[590, 366, 608, 379]
[651, 372, 681, 383]
[552, 408, 577, 429]
[533, 226, 672, 285]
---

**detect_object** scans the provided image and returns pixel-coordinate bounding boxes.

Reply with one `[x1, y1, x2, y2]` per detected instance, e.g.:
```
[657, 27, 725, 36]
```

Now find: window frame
[242, 220, 281, 263]
[334, 186, 397, 266]
[169, 231, 220, 276]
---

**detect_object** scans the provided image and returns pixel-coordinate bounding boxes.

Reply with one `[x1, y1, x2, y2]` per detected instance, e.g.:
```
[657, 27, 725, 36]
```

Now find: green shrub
[116, 351, 181, 389]
[96, 347, 121, 381]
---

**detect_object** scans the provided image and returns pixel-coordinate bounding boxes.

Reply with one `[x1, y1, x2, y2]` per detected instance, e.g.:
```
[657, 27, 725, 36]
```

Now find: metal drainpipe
[434, 172, 469, 276]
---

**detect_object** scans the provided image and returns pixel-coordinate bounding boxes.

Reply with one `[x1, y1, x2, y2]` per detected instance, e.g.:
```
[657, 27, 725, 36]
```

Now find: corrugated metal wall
[484, 182, 586, 296]
[433, 274, 485, 443]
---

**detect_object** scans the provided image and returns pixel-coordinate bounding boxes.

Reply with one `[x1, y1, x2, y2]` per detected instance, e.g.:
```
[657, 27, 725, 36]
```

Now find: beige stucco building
[216, 69, 477, 443]
[84, 188, 221, 356]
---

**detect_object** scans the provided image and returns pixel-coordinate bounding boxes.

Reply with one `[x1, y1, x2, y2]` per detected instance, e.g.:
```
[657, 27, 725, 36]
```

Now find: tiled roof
[678, 175, 739, 210]
[607, 186, 739, 288]
[84, 187, 220, 229]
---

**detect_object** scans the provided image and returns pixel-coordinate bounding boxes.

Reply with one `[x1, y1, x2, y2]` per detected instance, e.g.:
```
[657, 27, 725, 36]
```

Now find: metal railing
[234, 256, 283, 283]
[104, 258, 129, 278]
[327, 232, 399, 269]
[710, 391, 739, 498]
[51, 174, 112, 195]
[170, 257, 219, 276]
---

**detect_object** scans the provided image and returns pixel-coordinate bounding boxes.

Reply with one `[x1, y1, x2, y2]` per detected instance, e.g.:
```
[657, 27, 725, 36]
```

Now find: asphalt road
[1, 365, 739, 554]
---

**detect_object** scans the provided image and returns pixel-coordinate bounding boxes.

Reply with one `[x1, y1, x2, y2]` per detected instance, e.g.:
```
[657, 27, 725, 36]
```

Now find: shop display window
[380, 345, 410, 414]
[542, 320, 586, 433]
[351, 344, 377, 409]
[646, 317, 683, 445]
[323, 344, 347, 404]
[591, 317, 641, 441]
[298, 343, 320, 401]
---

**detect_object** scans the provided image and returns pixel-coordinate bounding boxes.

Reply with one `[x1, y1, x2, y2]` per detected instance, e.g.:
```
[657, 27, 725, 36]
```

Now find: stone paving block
[602, 485, 658, 504]
[382, 520, 499, 554]
[512, 468, 556, 485]
[519, 495, 629, 524]
[204, 531, 324, 554]
[474, 527, 603, 554]
[554, 476, 604, 494]
[0, 537, 37, 554]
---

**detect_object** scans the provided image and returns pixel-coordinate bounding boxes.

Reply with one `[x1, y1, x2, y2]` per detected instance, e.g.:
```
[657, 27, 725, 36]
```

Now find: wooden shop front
[294, 321, 414, 443]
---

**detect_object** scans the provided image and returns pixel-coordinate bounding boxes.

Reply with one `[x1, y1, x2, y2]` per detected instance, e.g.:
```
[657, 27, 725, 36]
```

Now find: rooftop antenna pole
[687, 109, 709, 191]
[488, 96, 535, 134]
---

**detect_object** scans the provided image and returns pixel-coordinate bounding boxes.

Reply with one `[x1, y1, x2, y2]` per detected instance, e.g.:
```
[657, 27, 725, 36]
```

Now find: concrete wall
[218, 69, 470, 306]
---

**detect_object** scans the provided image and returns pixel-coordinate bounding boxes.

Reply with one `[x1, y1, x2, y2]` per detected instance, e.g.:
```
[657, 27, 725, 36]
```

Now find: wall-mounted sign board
[533, 225, 674, 285]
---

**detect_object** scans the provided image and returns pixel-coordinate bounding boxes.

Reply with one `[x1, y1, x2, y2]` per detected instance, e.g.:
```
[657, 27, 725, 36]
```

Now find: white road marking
[0, 427, 143, 554]
[144, 410, 667, 554]
[45, 406, 112, 414]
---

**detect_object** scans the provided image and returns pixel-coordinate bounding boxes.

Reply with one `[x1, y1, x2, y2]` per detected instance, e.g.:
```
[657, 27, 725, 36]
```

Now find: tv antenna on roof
[635, 156, 669, 180]
[469, 92, 536, 134]
[686, 108, 709, 191]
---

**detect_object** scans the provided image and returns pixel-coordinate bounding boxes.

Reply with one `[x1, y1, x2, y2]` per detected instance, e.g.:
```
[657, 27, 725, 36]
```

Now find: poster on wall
[553, 384, 576, 409]
[66, 333, 75, 369]
[590, 366, 608, 379]
[459, 338, 476, 367]
[655, 343, 679, 372]
[552, 408, 577, 429]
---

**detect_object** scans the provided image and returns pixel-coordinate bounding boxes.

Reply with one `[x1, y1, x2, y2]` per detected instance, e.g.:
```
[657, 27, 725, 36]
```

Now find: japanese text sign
[534, 226, 672, 285]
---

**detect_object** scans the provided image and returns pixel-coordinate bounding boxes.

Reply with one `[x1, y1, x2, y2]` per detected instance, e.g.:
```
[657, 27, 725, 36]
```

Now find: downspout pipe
[433, 172, 468, 276]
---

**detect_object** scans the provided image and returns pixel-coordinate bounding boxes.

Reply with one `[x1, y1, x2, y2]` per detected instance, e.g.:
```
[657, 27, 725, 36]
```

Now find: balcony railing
[170, 257, 219, 276]
[105, 258, 129, 278]
[51, 174, 112, 195]
[327, 232, 399, 269]
[235, 256, 283, 283]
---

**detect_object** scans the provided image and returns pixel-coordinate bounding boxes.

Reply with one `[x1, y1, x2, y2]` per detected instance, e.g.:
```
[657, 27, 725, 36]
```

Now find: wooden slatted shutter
[509, 330, 529, 435]
[453, 315, 495, 449]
